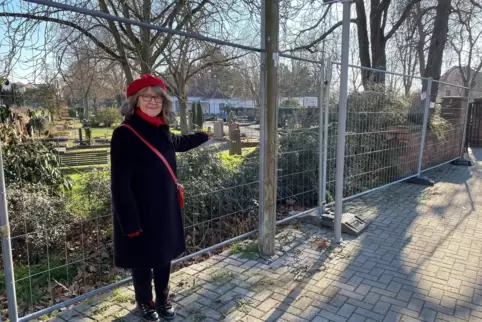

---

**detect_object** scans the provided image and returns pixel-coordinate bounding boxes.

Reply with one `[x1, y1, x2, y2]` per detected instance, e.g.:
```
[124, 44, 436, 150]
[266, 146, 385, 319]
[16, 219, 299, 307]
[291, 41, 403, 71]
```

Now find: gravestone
[213, 121, 224, 140]
[229, 128, 242, 155]
[188, 111, 193, 132]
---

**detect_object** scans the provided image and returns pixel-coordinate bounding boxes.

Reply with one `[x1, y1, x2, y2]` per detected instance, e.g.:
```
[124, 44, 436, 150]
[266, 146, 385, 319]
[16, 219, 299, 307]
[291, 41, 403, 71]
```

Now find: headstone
[188, 111, 193, 132]
[229, 128, 242, 155]
[78, 128, 83, 144]
[213, 121, 224, 140]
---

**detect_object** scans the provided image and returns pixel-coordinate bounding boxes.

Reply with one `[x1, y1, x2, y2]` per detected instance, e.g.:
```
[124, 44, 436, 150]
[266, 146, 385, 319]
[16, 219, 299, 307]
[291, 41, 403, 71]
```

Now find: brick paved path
[49, 151, 482, 322]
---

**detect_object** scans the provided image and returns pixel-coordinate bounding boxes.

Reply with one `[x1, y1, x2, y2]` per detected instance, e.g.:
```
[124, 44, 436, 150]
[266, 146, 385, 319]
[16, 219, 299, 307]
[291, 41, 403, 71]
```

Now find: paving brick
[420, 308, 437, 322]
[348, 314, 367, 322]
[338, 303, 357, 318]
[317, 310, 349, 322]
[354, 307, 385, 322]
[45, 159, 482, 322]
[355, 284, 372, 296]
[382, 311, 401, 322]
[372, 301, 390, 315]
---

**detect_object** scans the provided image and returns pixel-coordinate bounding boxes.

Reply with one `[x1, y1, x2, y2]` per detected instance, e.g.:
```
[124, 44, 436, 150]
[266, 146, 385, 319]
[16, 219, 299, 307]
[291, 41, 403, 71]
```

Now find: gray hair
[120, 86, 175, 125]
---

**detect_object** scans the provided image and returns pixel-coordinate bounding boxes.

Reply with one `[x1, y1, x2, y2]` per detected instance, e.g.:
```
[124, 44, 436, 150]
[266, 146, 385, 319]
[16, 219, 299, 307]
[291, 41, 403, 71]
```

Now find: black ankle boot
[138, 301, 159, 321]
[156, 295, 175, 320]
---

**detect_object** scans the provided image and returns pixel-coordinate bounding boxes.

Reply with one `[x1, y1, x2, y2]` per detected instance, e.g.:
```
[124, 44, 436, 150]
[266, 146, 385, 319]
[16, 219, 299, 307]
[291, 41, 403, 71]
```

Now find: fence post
[318, 60, 325, 216]
[460, 90, 472, 158]
[334, 0, 352, 244]
[406, 77, 436, 186]
[258, 0, 266, 252]
[259, 0, 279, 256]
[320, 59, 332, 216]
[0, 142, 18, 322]
[417, 77, 432, 176]
[451, 89, 474, 166]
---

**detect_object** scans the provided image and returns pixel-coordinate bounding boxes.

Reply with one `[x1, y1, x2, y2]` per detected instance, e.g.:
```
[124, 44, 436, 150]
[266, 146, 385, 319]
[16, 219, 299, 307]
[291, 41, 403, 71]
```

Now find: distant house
[438, 66, 482, 100]
[171, 90, 256, 115]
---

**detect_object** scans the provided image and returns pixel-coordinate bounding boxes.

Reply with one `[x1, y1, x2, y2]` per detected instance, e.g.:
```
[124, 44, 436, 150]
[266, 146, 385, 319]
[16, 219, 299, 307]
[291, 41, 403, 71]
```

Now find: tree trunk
[178, 95, 189, 134]
[369, 1, 387, 84]
[83, 97, 89, 119]
[355, 0, 371, 89]
[415, 3, 426, 78]
[422, 0, 451, 100]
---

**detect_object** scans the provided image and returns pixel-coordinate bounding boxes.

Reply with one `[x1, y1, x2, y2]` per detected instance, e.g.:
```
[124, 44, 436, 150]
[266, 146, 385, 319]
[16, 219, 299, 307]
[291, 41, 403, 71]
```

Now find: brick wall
[387, 97, 466, 174]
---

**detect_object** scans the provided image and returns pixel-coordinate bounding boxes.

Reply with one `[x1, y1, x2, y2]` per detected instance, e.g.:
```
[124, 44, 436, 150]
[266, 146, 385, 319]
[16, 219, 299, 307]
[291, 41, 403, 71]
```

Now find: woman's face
[137, 87, 163, 117]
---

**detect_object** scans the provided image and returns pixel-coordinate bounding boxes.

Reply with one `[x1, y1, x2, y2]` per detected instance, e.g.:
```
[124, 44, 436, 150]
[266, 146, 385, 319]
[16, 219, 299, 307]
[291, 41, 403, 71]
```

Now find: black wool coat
[110, 114, 208, 269]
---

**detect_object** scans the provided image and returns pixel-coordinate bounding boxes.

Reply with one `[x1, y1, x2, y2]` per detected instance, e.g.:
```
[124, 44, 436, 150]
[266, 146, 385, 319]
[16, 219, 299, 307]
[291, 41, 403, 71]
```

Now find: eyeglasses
[140, 94, 163, 103]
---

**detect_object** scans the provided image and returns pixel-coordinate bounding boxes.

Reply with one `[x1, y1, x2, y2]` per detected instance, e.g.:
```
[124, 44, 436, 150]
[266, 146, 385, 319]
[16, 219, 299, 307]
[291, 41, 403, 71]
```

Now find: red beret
[126, 74, 167, 97]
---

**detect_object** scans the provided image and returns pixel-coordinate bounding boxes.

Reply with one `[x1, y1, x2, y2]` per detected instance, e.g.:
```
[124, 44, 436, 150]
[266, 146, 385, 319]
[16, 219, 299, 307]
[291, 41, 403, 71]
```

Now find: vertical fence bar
[258, 0, 266, 245]
[334, 1, 351, 244]
[318, 60, 326, 216]
[0, 142, 18, 322]
[417, 77, 433, 176]
[459, 90, 471, 158]
[321, 59, 332, 215]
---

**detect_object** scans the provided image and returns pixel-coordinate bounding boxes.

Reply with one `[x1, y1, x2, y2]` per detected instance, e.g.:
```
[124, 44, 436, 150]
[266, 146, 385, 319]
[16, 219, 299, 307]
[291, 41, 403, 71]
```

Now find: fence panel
[1, 49, 262, 321]
[275, 56, 323, 222]
[421, 82, 469, 171]
[326, 63, 428, 202]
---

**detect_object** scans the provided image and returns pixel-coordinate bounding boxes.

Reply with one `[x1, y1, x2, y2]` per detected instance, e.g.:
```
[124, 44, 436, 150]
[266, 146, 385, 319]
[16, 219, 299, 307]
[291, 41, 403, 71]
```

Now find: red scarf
[136, 108, 165, 126]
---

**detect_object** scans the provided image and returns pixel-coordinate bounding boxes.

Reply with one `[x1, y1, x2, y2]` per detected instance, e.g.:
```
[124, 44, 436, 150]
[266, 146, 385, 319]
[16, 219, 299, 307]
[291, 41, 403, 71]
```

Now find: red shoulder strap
[120, 124, 178, 184]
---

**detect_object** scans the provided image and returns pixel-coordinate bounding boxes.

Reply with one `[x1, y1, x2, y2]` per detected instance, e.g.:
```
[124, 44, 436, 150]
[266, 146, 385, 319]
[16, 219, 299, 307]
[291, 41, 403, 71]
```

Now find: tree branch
[0, 12, 121, 61]
[290, 19, 358, 53]
[385, 0, 422, 40]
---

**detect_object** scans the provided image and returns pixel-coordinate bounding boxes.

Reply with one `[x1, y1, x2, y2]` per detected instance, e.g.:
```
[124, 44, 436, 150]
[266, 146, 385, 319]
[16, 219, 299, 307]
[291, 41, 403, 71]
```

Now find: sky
[0, 0, 462, 86]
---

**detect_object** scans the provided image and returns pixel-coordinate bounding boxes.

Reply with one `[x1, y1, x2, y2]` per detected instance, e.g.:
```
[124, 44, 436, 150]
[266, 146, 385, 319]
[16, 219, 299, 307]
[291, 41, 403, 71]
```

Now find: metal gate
[466, 99, 482, 149]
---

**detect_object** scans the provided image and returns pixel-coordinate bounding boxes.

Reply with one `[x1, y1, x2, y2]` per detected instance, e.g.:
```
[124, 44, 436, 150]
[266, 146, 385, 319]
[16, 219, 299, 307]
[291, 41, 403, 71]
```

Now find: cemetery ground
[35, 149, 482, 322]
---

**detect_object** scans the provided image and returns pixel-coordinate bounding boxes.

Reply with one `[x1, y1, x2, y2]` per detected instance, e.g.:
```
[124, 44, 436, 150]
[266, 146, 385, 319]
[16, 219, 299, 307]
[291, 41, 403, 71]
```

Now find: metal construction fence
[0, 1, 472, 322]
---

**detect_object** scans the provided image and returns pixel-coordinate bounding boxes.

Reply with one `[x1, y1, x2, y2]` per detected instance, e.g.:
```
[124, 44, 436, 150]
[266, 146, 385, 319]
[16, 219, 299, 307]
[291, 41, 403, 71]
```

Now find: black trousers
[132, 264, 171, 303]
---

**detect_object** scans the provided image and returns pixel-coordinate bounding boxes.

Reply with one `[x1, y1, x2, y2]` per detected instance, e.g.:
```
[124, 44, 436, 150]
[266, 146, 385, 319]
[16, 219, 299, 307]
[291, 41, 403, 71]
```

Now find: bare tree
[422, 0, 451, 98]
[58, 42, 106, 118]
[391, 7, 419, 97]
[0, 0, 235, 85]
[290, 0, 423, 88]
[160, 30, 246, 133]
[448, 0, 482, 97]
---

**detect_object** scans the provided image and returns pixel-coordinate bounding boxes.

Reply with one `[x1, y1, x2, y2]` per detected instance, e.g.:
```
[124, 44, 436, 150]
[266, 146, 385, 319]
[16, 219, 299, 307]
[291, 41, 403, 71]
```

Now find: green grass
[217, 147, 256, 169]
[90, 127, 115, 138]
[0, 258, 75, 307]
[230, 240, 259, 259]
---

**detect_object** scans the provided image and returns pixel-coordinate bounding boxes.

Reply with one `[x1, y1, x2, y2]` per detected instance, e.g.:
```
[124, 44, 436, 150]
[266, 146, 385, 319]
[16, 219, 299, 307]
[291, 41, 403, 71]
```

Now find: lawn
[218, 147, 256, 169]
[90, 127, 115, 138]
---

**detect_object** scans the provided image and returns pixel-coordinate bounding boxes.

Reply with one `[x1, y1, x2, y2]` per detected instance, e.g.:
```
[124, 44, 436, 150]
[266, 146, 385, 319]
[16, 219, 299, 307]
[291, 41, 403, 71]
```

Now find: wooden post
[260, 0, 279, 256]
[78, 128, 83, 144]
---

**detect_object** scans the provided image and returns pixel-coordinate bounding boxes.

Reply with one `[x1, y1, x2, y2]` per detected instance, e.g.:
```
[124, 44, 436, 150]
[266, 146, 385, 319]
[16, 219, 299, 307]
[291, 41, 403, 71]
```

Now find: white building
[171, 95, 318, 114]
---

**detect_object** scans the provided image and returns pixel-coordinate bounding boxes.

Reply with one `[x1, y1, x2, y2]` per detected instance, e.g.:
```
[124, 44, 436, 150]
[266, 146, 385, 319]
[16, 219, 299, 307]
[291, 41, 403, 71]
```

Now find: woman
[111, 74, 209, 321]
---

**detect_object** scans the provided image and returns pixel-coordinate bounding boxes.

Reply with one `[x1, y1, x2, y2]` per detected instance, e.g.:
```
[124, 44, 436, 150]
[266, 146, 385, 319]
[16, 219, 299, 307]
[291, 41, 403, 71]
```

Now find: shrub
[28, 115, 49, 136]
[68, 109, 77, 118]
[94, 108, 122, 127]
[3, 140, 72, 190]
[195, 102, 204, 128]
[70, 170, 111, 219]
[177, 146, 259, 251]
[280, 98, 301, 108]
[7, 183, 74, 262]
